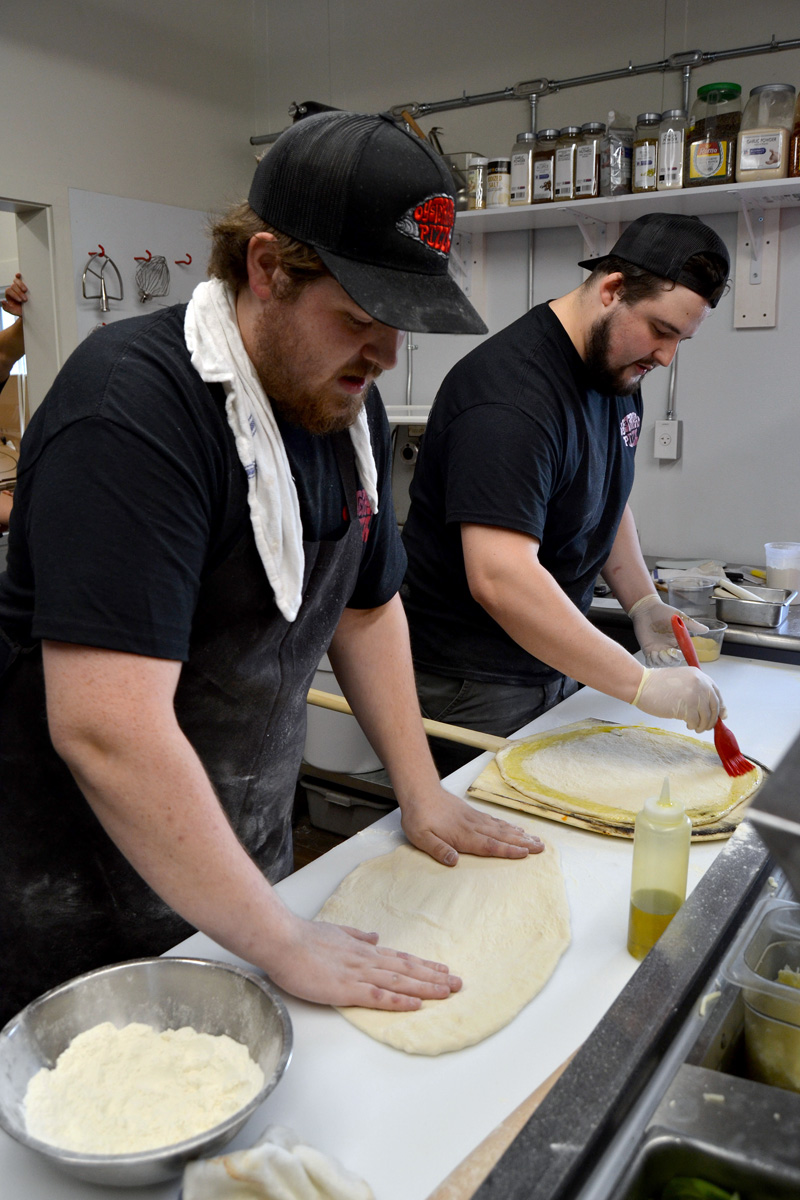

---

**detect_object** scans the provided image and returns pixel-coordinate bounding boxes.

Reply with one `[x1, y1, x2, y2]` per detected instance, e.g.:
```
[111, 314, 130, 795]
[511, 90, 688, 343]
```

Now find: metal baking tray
[715, 586, 796, 628]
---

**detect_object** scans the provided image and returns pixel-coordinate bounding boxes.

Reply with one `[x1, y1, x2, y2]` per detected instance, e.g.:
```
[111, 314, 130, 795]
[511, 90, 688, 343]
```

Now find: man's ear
[597, 270, 625, 310]
[246, 232, 281, 300]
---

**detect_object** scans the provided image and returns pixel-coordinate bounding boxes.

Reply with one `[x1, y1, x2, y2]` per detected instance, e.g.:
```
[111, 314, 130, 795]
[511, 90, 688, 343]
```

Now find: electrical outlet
[654, 419, 682, 461]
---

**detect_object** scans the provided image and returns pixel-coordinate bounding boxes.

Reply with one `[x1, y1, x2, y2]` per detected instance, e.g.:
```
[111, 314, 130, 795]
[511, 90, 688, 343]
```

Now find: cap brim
[577, 255, 610, 272]
[316, 247, 488, 335]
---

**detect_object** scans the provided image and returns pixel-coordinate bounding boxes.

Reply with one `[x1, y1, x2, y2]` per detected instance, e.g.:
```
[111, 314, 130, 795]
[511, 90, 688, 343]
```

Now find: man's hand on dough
[400, 787, 544, 867]
[263, 914, 462, 1010]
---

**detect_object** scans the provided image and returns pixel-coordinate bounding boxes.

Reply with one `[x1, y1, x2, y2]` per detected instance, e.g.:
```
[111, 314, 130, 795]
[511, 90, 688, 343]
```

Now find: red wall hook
[174, 253, 192, 265]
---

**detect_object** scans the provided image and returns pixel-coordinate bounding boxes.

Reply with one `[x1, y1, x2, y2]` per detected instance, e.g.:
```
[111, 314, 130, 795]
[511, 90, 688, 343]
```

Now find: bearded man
[402, 213, 732, 775]
[0, 112, 542, 1024]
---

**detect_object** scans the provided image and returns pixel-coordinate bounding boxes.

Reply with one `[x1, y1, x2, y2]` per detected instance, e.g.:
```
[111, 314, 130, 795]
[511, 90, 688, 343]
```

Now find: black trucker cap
[248, 111, 487, 335]
[578, 212, 730, 308]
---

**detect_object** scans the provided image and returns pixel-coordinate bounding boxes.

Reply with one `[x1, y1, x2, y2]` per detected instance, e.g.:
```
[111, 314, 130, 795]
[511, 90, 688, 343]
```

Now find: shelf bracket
[566, 210, 619, 265]
[449, 229, 486, 321]
[733, 195, 780, 328]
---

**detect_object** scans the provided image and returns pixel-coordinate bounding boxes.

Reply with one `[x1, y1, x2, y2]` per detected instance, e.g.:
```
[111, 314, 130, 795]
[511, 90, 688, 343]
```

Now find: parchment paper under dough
[315, 837, 570, 1055]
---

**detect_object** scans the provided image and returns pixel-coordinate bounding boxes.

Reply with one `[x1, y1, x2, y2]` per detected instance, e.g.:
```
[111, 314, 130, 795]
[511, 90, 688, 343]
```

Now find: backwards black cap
[578, 212, 730, 308]
[248, 111, 487, 335]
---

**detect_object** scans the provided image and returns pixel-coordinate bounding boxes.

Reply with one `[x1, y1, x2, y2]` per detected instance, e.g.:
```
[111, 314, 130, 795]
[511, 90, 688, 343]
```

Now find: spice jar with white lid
[466, 156, 488, 209]
[554, 126, 581, 200]
[736, 83, 795, 181]
[487, 157, 511, 206]
[531, 129, 560, 203]
[632, 112, 661, 193]
[509, 132, 536, 205]
[574, 122, 605, 198]
[657, 109, 687, 190]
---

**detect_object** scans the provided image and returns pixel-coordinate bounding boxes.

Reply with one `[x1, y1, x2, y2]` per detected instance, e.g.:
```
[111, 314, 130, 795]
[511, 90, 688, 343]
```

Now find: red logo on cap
[397, 194, 455, 257]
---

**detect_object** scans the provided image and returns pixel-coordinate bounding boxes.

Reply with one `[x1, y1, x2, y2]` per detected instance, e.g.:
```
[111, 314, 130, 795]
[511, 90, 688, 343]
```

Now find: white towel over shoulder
[184, 278, 379, 622]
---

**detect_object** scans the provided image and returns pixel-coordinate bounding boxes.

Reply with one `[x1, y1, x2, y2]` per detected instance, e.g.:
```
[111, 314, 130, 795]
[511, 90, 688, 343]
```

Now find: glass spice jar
[657, 109, 687, 190]
[466, 156, 488, 209]
[487, 156, 511, 206]
[554, 126, 581, 200]
[531, 129, 560, 203]
[685, 82, 741, 187]
[574, 122, 605, 198]
[632, 112, 661, 193]
[509, 131, 537, 205]
[736, 83, 795, 181]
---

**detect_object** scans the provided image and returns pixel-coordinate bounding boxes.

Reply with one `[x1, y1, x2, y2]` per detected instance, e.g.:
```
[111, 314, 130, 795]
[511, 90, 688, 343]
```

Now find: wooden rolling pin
[307, 687, 505, 752]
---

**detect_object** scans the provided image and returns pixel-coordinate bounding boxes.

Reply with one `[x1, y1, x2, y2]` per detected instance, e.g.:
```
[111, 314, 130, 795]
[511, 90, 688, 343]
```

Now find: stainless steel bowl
[0, 957, 292, 1186]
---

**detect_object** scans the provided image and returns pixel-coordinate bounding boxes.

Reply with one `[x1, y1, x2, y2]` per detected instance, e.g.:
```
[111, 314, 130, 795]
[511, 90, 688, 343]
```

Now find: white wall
[2, 2, 798, 563]
[0, 0, 268, 361]
[258, 0, 800, 566]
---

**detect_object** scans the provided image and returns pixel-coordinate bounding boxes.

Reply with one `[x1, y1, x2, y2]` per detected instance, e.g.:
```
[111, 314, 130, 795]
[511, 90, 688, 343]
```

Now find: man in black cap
[402, 213, 732, 775]
[0, 112, 542, 1024]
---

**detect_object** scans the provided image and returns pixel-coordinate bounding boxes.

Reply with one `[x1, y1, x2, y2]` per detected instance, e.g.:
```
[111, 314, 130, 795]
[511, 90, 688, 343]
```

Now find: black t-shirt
[402, 302, 642, 686]
[0, 305, 404, 659]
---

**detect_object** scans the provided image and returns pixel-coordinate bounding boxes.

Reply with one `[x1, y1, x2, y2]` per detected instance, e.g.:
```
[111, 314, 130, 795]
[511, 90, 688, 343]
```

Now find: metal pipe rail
[250, 34, 800, 146]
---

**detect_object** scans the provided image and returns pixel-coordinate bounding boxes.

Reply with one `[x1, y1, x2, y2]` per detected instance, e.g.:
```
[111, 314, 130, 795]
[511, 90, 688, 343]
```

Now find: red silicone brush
[670, 614, 754, 778]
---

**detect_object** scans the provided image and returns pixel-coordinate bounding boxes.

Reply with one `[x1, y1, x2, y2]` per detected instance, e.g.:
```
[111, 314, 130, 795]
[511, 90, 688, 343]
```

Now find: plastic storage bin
[301, 779, 396, 837]
[303, 653, 382, 773]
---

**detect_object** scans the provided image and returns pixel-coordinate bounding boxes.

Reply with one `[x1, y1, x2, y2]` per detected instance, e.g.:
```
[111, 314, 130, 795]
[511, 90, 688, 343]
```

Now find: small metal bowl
[0, 957, 292, 1187]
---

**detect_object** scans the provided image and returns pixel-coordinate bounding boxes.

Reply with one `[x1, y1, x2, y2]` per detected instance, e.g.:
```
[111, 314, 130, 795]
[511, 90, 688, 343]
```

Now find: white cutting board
[2, 657, 799, 1200]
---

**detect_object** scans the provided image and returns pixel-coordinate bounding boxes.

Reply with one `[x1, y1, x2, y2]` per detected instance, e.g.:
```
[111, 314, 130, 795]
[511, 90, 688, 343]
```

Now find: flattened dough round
[496, 725, 761, 828]
[315, 838, 570, 1055]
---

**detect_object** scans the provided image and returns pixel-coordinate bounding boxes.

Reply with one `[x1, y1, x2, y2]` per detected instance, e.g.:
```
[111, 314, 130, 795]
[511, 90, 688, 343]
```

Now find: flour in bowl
[24, 1021, 264, 1153]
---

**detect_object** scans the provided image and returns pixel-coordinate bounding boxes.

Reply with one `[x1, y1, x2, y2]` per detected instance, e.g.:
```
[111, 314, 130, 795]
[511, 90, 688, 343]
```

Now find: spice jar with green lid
[531, 129, 559, 203]
[632, 112, 661, 193]
[685, 82, 741, 187]
[554, 126, 581, 200]
[736, 83, 795, 181]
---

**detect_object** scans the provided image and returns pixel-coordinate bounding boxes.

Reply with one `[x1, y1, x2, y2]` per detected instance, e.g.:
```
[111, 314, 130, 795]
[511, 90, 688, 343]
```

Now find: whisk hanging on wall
[134, 251, 170, 303]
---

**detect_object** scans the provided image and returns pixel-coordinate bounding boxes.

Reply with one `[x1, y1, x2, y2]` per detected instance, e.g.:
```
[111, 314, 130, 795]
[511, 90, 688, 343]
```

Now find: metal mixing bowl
[0, 956, 292, 1186]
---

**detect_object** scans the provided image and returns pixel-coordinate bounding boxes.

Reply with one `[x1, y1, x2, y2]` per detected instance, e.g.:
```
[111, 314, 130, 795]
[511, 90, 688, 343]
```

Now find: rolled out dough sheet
[315, 836, 570, 1056]
[495, 723, 762, 830]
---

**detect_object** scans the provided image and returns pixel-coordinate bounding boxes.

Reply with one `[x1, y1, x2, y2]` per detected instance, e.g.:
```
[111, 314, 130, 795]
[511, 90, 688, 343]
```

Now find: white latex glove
[628, 594, 708, 667]
[631, 666, 727, 733]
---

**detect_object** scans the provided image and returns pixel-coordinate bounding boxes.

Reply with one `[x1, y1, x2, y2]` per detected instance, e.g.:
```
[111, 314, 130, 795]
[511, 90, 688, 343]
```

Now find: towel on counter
[184, 279, 379, 622]
[182, 1124, 375, 1200]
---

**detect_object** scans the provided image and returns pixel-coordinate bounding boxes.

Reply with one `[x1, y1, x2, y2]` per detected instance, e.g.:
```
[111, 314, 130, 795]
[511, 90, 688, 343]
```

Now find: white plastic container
[765, 541, 800, 604]
[303, 653, 382, 773]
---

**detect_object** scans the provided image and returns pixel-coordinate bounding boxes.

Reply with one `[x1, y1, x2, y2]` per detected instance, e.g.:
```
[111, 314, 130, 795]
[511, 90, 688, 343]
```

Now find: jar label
[739, 131, 784, 172]
[658, 129, 684, 185]
[574, 143, 598, 195]
[688, 139, 729, 180]
[532, 159, 554, 200]
[554, 147, 575, 197]
[634, 142, 657, 189]
[509, 152, 533, 203]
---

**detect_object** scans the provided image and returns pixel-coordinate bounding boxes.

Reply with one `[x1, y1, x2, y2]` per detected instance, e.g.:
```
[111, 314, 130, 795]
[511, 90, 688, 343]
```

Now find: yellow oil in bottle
[627, 888, 683, 960]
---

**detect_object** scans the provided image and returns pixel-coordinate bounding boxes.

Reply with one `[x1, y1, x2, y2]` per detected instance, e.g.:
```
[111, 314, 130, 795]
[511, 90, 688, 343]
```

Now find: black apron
[0, 434, 364, 1024]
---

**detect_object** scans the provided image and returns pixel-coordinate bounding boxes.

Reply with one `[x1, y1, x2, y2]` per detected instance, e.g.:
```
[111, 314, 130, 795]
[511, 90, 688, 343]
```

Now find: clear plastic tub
[722, 898, 800, 1092]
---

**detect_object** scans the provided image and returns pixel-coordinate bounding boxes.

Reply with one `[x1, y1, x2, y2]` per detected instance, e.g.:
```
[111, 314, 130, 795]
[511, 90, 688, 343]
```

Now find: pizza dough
[496, 724, 761, 829]
[315, 838, 570, 1055]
